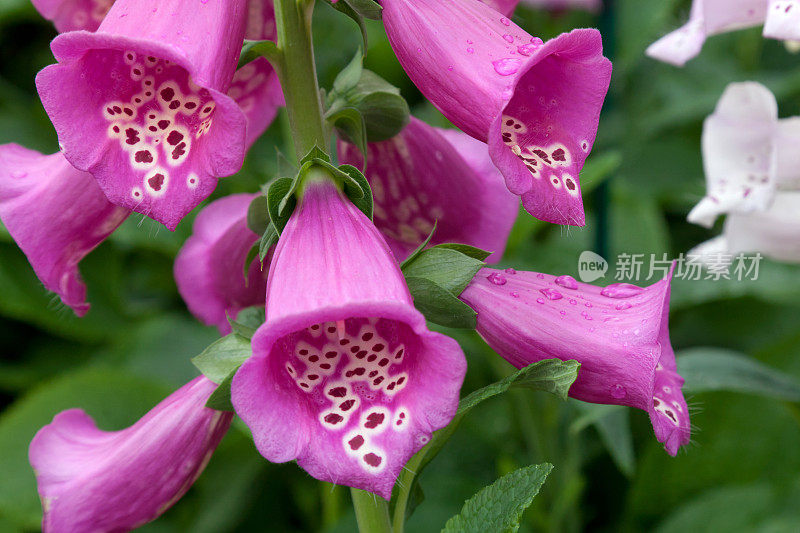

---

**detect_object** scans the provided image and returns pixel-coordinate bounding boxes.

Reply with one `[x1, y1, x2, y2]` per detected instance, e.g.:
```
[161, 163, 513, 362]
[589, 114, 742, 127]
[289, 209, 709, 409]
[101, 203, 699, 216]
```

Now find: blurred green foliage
[2, 0, 800, 531]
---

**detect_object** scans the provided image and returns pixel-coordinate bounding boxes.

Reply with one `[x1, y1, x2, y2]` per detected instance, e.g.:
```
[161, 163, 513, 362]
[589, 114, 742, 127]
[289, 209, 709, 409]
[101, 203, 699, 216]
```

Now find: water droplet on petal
[500, 17, 511, 26]
[536, 298, 545, 304]
[504, 268, 517, 275]
[555, 275, 578, 290]
[487, 272, 507, 285]
[536, 273, 545, 280]
[493, 58, 521, 76]
[510, 291, 520, 298]
[610, 385, 627, 399]
[615, 302, 633, 310]
[503, 34, 514, 43]
[601, 283, 645, 299]
[539, 288, 562, 300]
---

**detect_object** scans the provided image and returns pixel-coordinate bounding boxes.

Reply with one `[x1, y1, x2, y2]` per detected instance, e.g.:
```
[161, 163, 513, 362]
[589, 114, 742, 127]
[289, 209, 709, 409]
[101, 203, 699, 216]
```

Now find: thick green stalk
[351, 488, 393, 533]
[273, 0, 329, 162]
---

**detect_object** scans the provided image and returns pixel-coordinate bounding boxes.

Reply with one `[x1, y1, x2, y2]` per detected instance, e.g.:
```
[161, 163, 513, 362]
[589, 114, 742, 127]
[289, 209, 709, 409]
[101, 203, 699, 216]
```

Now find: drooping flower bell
[688, 82, 800, 228]
[29, 376, 232, 532]
[691, 191, 800, 264]
[36, 0, 250, 230]
[647, 0, 800, 67]
[0, 144, 129, 316]
[232, 175, 466, 499]
[380, 0, 612, 226]
[338, 117, 518, 262]
[459, 267, 691, 455]
[175, 193, 268, 334]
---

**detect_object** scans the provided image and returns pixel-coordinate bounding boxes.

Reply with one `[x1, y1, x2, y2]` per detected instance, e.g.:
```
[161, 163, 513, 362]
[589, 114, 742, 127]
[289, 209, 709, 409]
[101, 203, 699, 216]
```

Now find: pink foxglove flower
[31, 0, 115, 31]
[647, 0, 800, 67]
[29, 376, 232, 532]
[0, 144, 129, 316]
[380, 0, 612, 226]
[175, 193, 268, 334]
[232, 178, 466, 499]
[688, 82, 800, 227]
[338, 117, 518, 262]
[459, 268, 691, 455]
[691, 191, 800, 263]
[521, 0, 601, 10]
[36, 0, 250, 230]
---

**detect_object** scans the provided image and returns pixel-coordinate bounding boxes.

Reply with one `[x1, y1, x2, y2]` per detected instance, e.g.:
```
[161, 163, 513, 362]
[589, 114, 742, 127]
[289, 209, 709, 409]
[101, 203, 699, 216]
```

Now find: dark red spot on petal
[552, 148, 566, 161]
[325, 351, 337, 359]
[166, 130, 184, 145]
[309, 355, 319, 362]
[158, 120, 171, 130]
[124, 128, 140, 145]
[340, 399, 356, 411]
[378, 358, 389, 367]
[324, 413, 343, 424]
[373, 377, 384, 386]
[134, 150, 153, 163]
[364, 413, 385, 429]
[364, 453, 382, 467]
[328, 387, 347, 398]
[185, 102, 197, 110]
[147, 173, 165, 191]
[348, 435, 364, 450]
[160, 87, 175, 101]
[361, 333, 373, 341]
[169, 100, 181, 110]
[372, 343, 385, 352]
[308, 374, 319, 380]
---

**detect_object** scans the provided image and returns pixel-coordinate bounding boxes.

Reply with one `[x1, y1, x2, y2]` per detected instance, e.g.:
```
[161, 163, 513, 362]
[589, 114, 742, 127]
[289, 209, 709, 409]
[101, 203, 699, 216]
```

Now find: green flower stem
[273, 0, 329, 162]
[351, 488, 393, 533]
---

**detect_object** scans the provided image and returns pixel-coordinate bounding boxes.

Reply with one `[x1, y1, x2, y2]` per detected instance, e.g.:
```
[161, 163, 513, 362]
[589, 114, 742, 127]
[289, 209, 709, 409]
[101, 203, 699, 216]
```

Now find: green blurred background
[2, 0, 800, 531]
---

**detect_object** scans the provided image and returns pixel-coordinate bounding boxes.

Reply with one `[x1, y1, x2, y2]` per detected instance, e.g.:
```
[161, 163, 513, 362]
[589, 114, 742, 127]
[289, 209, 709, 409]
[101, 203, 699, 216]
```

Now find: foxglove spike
[29, 377, 232, 532]
[175, 193, 268, 335]
[36, 0, 250, 230]
[381, 0, 611, 226]
[647, 0, 800, 67]
[337, 117, 518, 262]
[232, 179, 466, 499]
[459, 267, 691, 455]
[0, 144, 129, 316]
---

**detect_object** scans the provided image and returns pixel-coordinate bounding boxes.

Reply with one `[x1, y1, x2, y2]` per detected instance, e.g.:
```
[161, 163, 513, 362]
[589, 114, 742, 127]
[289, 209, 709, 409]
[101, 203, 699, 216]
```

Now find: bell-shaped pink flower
[459, 267, 691, 455]
[36, 0, 250, 230]
[647, 0, 800, 67]
[380, 0, 612, 226]
[0, 144, 129, 316]
[338, 117, 518, 262]
[232, 178, 466, 499]
[175, 193, 268, 334]
[29, 376, 232, 532]
[32, 0, 282, 150]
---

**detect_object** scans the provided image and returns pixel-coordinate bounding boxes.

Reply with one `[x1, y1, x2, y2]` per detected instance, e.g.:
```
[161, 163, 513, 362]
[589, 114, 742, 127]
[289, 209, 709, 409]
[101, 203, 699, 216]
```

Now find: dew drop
[615, 302, 633, 310]
[555, 275, 578, 290]
[539, 288, 562, 300]
[500, 17, 511, 26]
[502, 34, 514, 43]
[600, 283, 645, 299]
[504, 268, 517, 275]
[492, 58, 522, 76]
[536, 297, 545, 304]
[487, 272, 507, 285]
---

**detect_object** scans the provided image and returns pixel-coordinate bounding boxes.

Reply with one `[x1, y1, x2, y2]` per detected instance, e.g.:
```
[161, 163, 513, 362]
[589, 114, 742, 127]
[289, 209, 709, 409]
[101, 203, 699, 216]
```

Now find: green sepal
[326, 106, 368, 163]
[242, 242, 259, 282]
[434, 243, 492, 262]
[227, 306, 265, 339]
[246, 194, 269, 236]
[259, 223, 278, 262]
[299, 145, 331, 165]
[404, 276, 477, 329]
[192, 334, 252, 384]
[402, 247, 485, 297]
[323, 0, 369, 49]
[441, 464, 553, 533]
[266, 177, 297, 234]
[400, 222, 438, 270]
[338, 164, 373, 220]
[205, 370, 237, 412]
[340, 0, 382, 20]
[239, 39, 281, 69]
[332, 47, 364, 95]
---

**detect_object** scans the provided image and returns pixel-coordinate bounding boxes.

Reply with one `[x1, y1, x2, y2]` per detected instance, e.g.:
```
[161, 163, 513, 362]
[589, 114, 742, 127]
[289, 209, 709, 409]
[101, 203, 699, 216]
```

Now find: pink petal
[0, 145, 128, 316]
[35, 0, 250, 230]
[337, 117, 518, 263]
[232, 180, 466, 499]
[31, 0, 114, 31]
[175, 193, 268, 334]
[29, 377, 232, 532]
[764, 0, 800, 41]
[459, 266, 691, 455]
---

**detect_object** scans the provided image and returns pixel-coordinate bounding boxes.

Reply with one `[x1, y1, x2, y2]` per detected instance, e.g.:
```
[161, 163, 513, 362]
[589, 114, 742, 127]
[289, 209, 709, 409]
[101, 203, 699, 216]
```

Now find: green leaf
[206, 371, 236, 412]
[441, 463, 553, 533]
[327, 106, 368, 162]
[341, 0, 382, 20]
[0, 369, 171, 529]
[332, 47, 364, 95]
[434, 243, 492, 262]
[192, 334, 252, 384]
[259, 223, 278, 262]
[266, 177, 297, 234]
[678, 348, 800, 402]
[339, 164, 374, 220]
[246, 194, 269, 236]
[405, 276, 477, 329]
[571, 403, 635, 477]
[402, 247, 484, 297]
[239, 39, 281, 69]
[243, 242, 259, 281]
[228, 306, 265, 339]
